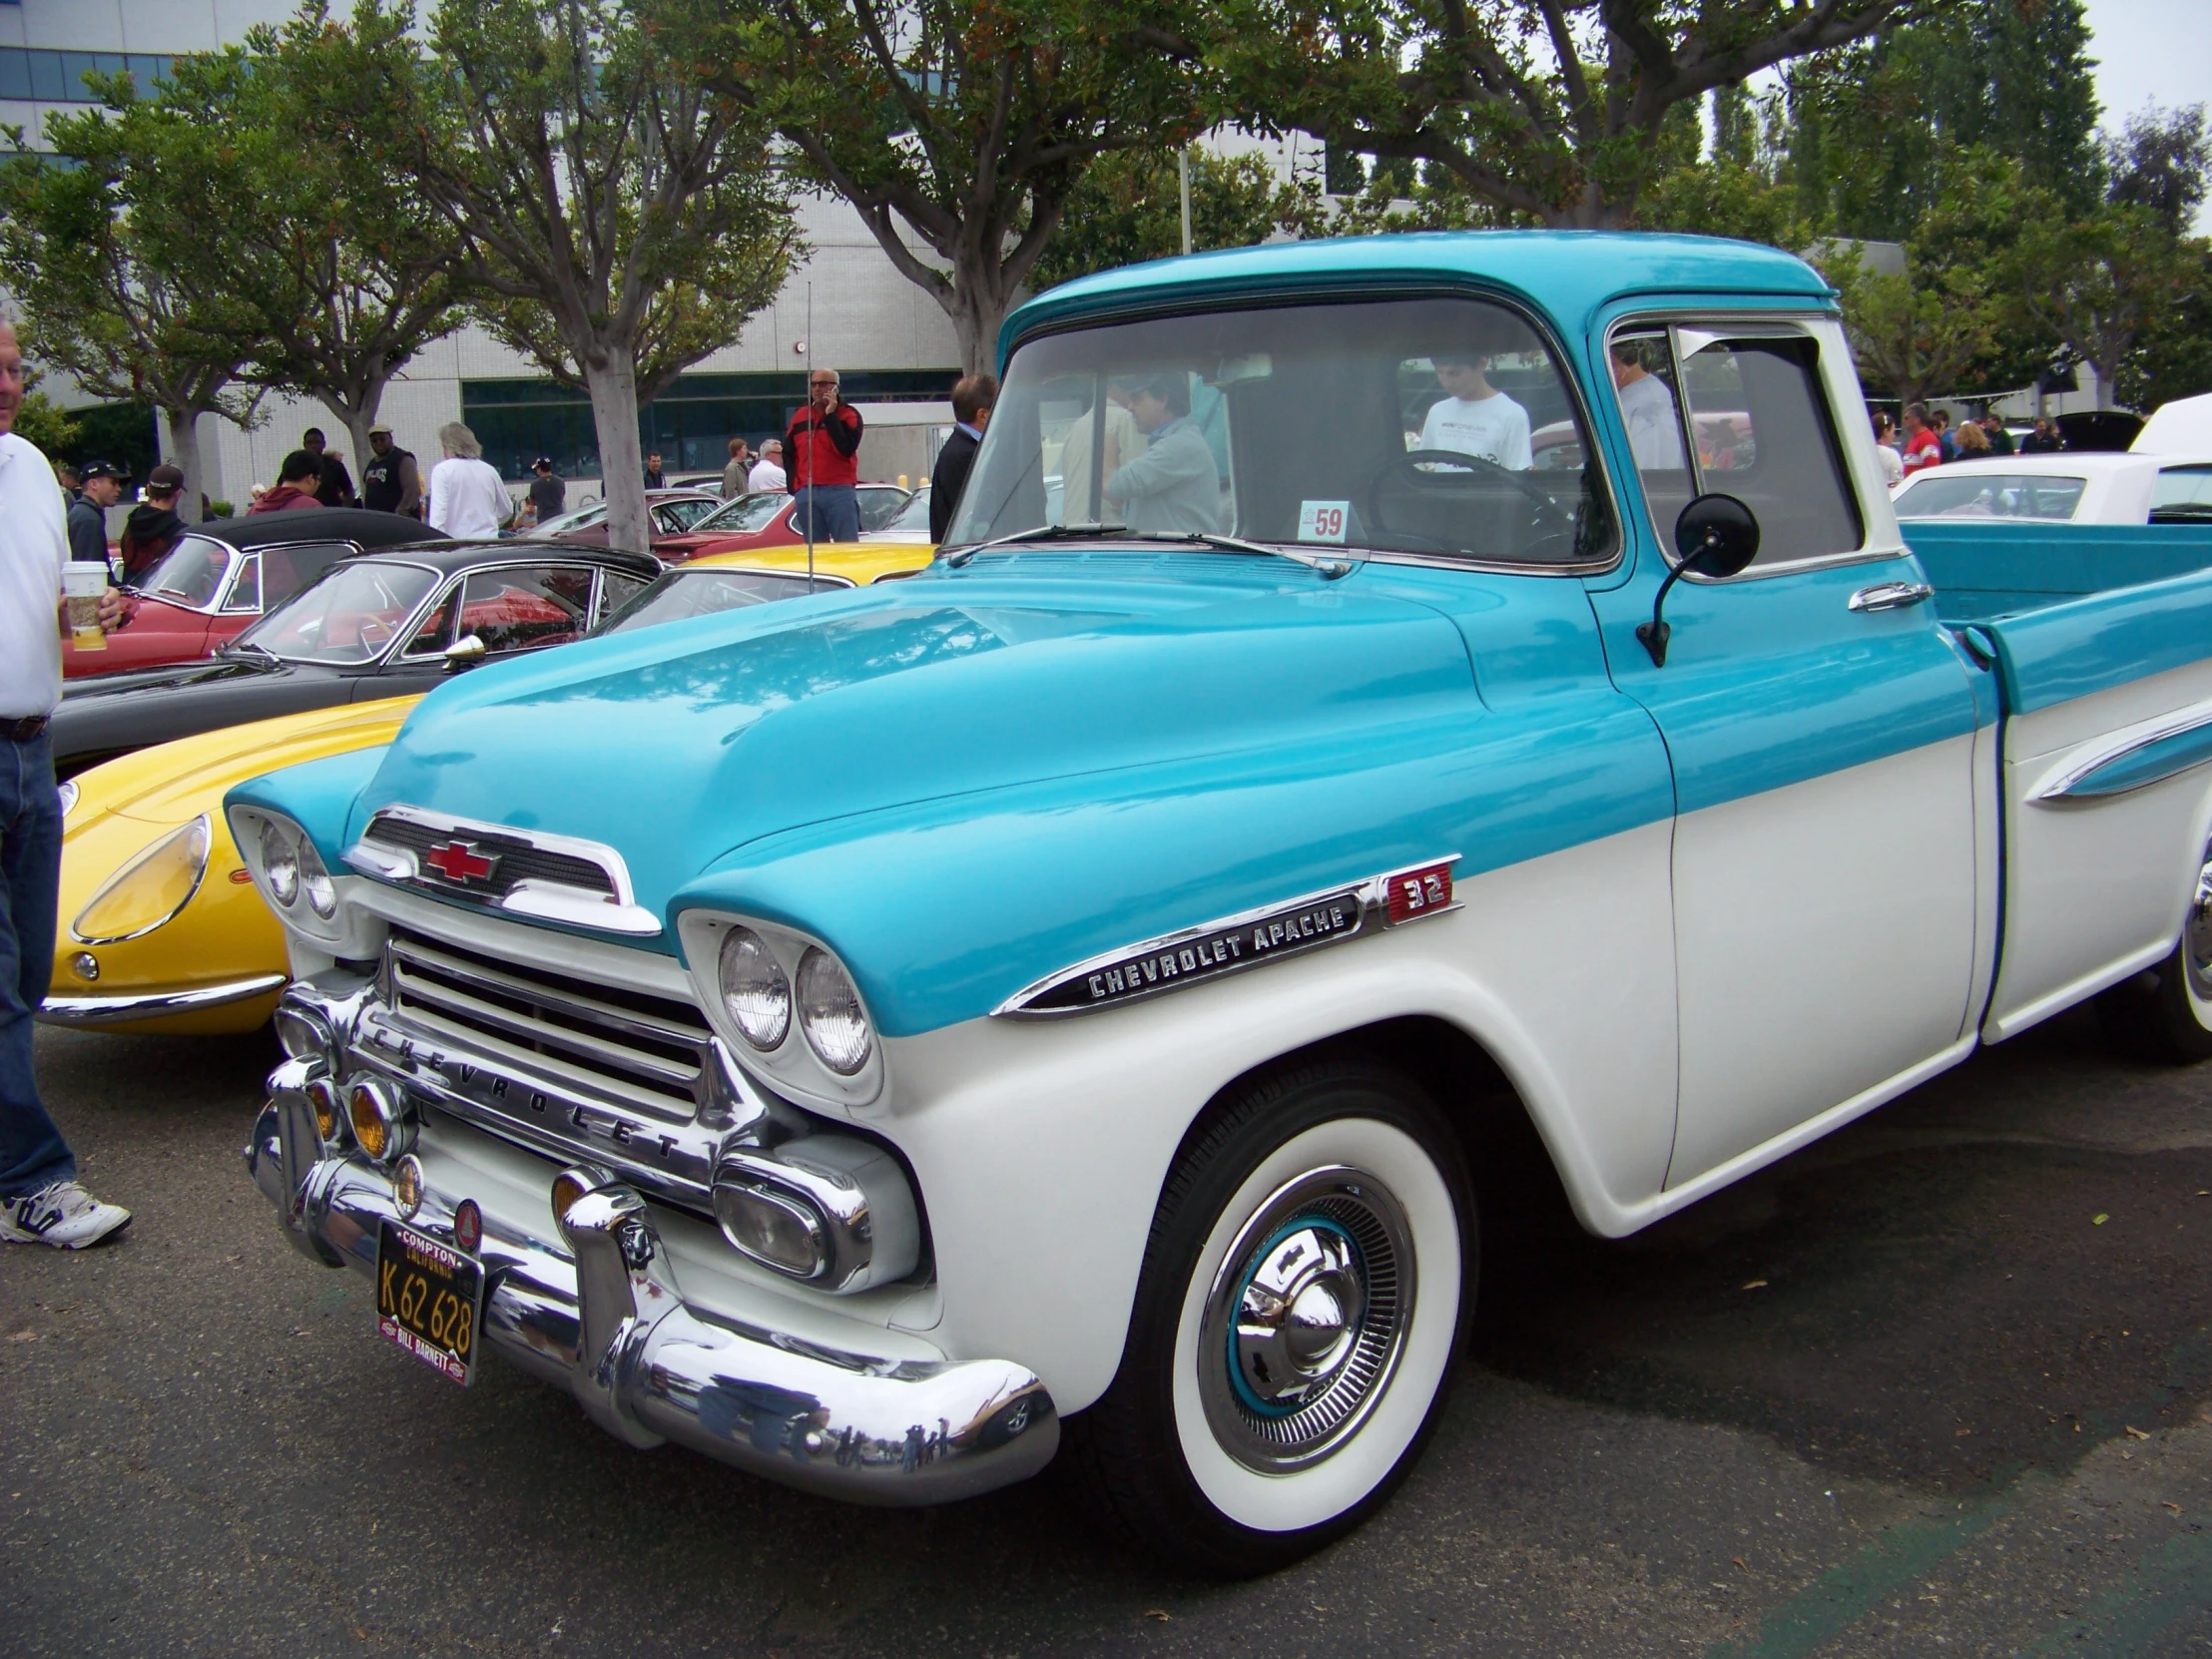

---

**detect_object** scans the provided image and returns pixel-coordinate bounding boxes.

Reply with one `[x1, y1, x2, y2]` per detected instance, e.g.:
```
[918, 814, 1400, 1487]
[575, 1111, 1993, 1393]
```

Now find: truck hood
[355, 556, 1475, 928]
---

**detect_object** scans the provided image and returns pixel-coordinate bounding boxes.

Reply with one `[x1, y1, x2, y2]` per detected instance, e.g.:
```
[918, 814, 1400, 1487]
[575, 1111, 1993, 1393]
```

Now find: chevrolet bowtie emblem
[423, 839, 500, 884]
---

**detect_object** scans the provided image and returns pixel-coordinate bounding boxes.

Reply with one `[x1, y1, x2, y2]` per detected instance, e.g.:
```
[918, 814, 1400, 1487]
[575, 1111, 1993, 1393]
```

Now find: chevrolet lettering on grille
[423, 840, 500, 884]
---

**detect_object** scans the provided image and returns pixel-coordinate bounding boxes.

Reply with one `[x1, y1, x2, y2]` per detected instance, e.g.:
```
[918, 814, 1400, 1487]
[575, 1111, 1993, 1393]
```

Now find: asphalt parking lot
[5, 1007, 2211, 1658]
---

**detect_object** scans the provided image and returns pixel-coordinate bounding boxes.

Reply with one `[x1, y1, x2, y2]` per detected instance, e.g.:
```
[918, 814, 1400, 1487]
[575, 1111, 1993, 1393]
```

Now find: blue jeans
[1, 730, 73, 1200]
[792, 484, 860, 543]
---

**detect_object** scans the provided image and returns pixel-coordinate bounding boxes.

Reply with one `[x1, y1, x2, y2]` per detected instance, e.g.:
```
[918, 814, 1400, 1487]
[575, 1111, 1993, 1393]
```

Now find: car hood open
[353, 554, 1475, 926]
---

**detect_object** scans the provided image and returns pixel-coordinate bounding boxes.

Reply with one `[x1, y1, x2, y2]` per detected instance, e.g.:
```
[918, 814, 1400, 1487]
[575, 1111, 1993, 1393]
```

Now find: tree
[397, 0, 796, 554]
[2106, 105, 2211, 236]
[1782, 0, 2102, 241]
[10, 384, 82, 459]
[0, 91, 260, 520]
[722, 0, 1214, 373]
[2119, 237, 2212, 412]
[1029, 148, 1299, 289]
[147, 5, 471, 473]
[2013, 204, 2195, 410]
[1226, 0, 1919, 230]
[1817, 243, 1995, 408]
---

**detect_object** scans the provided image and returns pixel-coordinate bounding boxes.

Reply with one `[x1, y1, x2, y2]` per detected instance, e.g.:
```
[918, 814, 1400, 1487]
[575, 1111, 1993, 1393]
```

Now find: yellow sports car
[39, 542, 934, 1035]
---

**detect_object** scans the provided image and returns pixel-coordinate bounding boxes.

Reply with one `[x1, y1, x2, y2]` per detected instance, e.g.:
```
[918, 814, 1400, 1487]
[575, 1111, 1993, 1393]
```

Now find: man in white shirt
[1419, 353, 1533, 469]
[0, 320, 133, 1249]
[1608, 340, 1687, 470]
[425, 420, 513, 540]
[748, 439, 787, 492]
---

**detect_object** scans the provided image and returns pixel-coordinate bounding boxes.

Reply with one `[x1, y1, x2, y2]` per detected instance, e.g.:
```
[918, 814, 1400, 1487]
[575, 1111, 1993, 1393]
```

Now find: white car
[860, 482, 933, 543]
[1892, 452, 2212, 526]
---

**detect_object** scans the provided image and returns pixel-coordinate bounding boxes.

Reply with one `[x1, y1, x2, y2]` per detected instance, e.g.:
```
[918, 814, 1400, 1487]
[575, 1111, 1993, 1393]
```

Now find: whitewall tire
[1065, 1057, 1473, 1575]
[2100, 832, 2212, 1064]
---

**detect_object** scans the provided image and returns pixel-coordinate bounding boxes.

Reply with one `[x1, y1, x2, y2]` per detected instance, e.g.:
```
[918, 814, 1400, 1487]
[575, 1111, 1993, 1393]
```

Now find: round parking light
[306, 1077, 343, 1145]
[275, 1003, 333, 1070]
[392, 1154, 425, 1221]
[346, 1076, 411, 1164]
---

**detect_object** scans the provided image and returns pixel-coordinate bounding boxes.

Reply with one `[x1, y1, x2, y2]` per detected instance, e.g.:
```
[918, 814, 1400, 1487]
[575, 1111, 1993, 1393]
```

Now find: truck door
[1588, 318, 1985, 1187]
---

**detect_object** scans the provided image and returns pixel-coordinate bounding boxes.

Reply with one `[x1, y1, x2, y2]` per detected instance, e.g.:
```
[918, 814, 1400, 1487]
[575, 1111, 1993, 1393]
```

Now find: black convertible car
[53, 540, 662, 778]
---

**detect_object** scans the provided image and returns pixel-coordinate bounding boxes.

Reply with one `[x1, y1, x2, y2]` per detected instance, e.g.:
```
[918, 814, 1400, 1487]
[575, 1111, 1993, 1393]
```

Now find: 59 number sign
[1298, 500, 1351, 544]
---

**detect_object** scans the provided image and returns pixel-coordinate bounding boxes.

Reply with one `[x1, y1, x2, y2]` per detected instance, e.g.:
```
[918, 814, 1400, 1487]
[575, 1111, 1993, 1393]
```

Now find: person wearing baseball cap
[119, 462, 188, 582]
[66, 461, 126, 577]
[361, 422, 421, 518]
[525, 455, 565, 528]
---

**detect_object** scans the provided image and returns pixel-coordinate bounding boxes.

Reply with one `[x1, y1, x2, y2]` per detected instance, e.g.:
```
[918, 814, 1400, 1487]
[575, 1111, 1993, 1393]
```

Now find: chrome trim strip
[248, 1091, 1057, 1503]
[38, 972, 288, 1026]
[994, 854, 1461, 1018]
[349, 803, 662, 936]
[2034, 702, 2212, 803]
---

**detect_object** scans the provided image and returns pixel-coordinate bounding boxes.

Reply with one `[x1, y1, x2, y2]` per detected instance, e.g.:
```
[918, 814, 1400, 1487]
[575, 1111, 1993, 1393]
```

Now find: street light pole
[1179, 148, 1192, 257]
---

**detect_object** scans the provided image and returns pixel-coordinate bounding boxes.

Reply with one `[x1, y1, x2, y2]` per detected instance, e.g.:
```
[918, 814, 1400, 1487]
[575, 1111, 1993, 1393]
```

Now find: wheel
[2097, 835, 2212, 1064]
[1065, 1058, 1473, 1576]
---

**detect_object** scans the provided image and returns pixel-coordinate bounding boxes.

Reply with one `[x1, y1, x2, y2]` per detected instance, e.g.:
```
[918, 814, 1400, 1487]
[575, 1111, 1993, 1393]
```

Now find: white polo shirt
[0, 431, 68, 720]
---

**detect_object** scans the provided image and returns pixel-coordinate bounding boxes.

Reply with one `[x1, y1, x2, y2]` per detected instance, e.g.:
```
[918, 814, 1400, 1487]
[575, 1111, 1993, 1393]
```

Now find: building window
[0, 48, 172, 104]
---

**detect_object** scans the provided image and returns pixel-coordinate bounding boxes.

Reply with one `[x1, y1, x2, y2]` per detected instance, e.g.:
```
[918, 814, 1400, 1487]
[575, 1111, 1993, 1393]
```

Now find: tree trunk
[945, 248, 1015, 377]
[583, 348, 650, 556]
[163, 406, 206, 524]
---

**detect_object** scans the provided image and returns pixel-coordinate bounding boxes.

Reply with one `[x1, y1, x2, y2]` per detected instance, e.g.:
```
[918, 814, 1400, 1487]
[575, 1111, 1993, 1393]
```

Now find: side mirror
[1635, 493, 1761, 667]
[442, 633, 487, 670]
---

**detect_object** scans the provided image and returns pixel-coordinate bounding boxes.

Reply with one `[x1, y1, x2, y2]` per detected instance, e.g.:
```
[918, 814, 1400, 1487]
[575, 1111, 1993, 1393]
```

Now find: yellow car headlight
[70, 815, 213, 945]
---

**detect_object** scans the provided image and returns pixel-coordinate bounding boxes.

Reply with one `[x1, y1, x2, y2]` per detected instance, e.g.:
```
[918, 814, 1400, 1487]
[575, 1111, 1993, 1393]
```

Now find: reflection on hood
[358, 560, 1475, 926]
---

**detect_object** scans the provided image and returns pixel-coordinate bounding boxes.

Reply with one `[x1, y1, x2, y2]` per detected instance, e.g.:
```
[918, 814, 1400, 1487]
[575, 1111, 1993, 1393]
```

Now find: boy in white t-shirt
[1417, 354, 1532, 469]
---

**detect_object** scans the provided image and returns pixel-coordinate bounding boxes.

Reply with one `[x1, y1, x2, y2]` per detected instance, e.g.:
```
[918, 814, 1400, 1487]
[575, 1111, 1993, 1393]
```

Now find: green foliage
[8, 387, 80, 458]
[1638, 160, 1806, 249]
[2010, 202, 2198, 409]
[1031, 149, 1299, 289]
[1224, 0, 1917, 229]
[145, 3, 469, 456]
[1785, 0, 2103, 241]
[0, 88, 261, 515]
[719, 0, 1216, 370]
[1813, 242, 1996, 407]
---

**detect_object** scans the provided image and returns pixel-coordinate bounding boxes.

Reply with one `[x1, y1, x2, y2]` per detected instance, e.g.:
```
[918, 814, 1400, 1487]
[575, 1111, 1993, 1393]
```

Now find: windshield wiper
[1131, 530, 1355, 578]
[944, 523, 1354, 578]
[942, 523, 1129, 566]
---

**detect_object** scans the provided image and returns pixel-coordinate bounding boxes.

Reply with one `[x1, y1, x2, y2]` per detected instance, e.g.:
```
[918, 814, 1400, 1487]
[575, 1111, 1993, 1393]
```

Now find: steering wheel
[1366, 448, 1576, 558]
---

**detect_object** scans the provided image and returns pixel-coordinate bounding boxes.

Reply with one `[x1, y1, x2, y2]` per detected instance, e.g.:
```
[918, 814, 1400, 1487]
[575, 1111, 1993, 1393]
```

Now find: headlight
[70, 815, 212, 944]
[260, 820, 300, 907]
[56, 780, 78, 820]
[719, 926, 792, 1050]
[299, 835, 336, 919]
[797, 947, 871, 1075]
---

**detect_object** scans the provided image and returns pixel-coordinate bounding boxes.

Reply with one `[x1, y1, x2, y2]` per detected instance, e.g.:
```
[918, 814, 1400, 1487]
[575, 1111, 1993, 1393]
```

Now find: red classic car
[649, 485, 913, 563]
[65, 508, 446, 680]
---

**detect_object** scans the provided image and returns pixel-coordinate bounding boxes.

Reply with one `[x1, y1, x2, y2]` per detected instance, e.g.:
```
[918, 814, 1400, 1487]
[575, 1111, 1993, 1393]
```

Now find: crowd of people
[1873, 404, 2062, 487]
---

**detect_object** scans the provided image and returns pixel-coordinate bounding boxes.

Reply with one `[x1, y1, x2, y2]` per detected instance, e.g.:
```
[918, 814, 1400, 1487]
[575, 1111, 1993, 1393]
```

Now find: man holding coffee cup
[0, 318, 133, 1248]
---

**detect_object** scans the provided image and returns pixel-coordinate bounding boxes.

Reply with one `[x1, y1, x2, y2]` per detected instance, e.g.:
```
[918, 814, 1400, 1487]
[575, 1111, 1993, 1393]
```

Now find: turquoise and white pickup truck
[232, 233, 2212, 1574]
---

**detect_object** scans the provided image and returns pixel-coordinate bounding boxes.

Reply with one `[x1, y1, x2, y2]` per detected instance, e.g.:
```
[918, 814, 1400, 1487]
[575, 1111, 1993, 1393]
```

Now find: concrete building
[0, 0, 961, 507]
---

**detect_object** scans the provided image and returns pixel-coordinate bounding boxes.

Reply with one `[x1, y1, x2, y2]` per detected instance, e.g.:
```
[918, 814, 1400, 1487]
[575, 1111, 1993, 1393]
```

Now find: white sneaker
[1, 1180, 132, 1248]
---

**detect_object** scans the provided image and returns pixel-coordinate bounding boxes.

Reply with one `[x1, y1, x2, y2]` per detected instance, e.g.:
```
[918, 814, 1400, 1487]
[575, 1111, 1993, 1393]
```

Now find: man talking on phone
[785, 366, 864, 543]
[0, 319, 133, 1248]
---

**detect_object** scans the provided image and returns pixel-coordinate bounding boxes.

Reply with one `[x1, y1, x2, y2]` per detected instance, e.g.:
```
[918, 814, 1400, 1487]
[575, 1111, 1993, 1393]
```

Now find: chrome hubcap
[1199, 1166, 1413, 1472]
[2187, 851, 2212, 1005]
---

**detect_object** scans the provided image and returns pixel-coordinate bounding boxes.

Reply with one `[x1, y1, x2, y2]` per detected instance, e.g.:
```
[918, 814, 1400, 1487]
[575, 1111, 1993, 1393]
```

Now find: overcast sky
[2080, 0, 2210, 230]
[2079, 0, 2210, 132]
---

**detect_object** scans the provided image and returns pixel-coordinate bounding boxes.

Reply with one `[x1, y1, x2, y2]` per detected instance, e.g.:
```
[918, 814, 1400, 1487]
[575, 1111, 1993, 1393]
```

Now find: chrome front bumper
[39, 972, 288, 1027]
[246, 1073, 1058, 1505]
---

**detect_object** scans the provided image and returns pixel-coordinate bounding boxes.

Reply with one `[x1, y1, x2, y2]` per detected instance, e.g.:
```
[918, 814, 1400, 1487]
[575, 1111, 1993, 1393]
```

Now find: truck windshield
[944, 294, 1615, 569]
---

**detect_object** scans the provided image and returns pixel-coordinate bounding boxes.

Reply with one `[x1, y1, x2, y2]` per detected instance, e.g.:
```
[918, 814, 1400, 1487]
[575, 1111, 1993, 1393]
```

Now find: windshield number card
[1298, 500, 1351, 544]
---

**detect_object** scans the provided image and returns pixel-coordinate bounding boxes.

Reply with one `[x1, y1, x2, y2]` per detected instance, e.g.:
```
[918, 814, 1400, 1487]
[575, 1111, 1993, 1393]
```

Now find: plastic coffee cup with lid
[62, 565, 108, 652]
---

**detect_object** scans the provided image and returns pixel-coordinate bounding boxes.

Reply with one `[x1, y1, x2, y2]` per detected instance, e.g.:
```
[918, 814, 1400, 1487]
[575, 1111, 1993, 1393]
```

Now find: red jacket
[785, 400, 863, 490]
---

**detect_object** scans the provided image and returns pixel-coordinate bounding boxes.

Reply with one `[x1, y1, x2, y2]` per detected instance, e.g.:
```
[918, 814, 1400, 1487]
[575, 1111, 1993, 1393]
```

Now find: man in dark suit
[929, 372, 996, 544]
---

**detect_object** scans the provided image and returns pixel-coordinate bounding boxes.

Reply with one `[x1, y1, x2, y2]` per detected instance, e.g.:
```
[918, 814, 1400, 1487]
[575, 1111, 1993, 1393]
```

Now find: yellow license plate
[375, 1219, 484, 1385]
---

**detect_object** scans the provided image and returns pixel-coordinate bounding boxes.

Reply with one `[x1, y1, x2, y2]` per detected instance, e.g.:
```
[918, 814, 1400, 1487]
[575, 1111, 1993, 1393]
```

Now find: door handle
[1848, 581, 1935, 613]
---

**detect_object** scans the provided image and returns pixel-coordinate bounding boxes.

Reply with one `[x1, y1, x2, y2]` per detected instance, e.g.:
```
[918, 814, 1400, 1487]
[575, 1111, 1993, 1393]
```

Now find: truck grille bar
[383, 928, 713, 1122]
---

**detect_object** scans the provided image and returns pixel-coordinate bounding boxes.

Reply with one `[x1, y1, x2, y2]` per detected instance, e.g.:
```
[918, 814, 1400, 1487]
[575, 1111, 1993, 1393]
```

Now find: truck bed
[1903, 520, 2212, 716]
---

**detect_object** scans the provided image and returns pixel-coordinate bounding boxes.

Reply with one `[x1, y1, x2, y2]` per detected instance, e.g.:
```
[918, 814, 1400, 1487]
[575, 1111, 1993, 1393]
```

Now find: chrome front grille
[362, 811, 617, 898]
[382, 926, 713, 1122]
